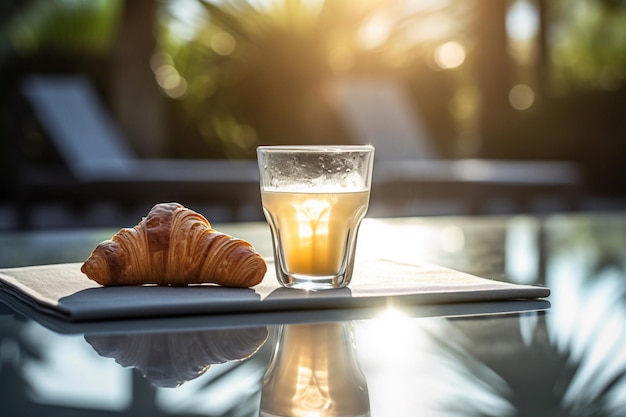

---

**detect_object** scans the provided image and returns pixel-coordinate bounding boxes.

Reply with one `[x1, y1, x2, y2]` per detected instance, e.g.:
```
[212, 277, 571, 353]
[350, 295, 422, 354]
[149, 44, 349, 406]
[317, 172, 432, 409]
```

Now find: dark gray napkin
[0, 259, 549, 322]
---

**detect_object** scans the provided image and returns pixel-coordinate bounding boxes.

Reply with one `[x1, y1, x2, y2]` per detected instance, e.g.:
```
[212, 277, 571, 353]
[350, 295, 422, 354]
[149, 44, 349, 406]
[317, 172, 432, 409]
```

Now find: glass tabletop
[1, 212, 625, 416]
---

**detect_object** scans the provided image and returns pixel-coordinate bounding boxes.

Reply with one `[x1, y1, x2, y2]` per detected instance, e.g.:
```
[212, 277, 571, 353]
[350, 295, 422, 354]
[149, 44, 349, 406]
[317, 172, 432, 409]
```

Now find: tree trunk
[474, 0, 514, 157]
[110, 0, 164, 157]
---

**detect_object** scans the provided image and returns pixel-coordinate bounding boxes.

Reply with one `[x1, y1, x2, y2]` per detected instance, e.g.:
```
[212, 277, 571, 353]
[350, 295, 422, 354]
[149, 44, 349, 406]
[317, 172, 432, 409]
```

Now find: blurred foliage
[157, 0, 474, 159]
[549, 0, 626, 93]
[0, 0, 121, 61]
[500, 0, 626, 192]
[158, 0, 382, 158]
[2, 0, 626, 191]
[0, 0, 122, 197]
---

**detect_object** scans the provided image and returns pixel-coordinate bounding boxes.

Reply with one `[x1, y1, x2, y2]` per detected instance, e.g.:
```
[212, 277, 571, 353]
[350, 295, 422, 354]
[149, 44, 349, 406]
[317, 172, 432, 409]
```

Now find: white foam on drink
[264, 170, 368, 193]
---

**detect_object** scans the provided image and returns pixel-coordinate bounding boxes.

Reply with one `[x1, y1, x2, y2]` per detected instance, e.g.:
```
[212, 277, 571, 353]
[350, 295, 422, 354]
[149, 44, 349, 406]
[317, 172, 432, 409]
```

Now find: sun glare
[506, 0, 539, 42]
[433, 41, 466, 70]
[210, 32, 236, 56]
[358, 307, 418, 360]
[509, 83, 535, 110]
[357, 13, 393, 50]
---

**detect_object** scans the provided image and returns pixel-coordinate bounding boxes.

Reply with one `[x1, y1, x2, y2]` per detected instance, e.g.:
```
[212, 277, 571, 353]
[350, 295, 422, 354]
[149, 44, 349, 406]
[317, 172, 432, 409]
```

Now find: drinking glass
[257, 145, 374, 290]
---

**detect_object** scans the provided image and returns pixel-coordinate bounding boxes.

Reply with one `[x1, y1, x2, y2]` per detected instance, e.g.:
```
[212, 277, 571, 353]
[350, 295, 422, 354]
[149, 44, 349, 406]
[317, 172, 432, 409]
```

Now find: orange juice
[262, 190, 369, 276]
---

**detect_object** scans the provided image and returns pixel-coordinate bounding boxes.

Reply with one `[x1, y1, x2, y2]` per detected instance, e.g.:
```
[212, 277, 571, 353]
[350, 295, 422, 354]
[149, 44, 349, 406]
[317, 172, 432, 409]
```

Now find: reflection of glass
[85, 327, 268, 388]
[260, 322, 370, 417]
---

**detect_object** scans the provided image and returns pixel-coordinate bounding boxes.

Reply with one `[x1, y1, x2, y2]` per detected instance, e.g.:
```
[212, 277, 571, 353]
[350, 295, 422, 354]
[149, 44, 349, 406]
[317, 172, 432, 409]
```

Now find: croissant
[81, 202, 267, 288]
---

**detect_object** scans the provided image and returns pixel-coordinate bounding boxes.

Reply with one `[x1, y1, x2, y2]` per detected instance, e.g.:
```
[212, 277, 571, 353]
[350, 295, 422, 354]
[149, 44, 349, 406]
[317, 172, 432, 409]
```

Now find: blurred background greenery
[2, 0, 626, 199]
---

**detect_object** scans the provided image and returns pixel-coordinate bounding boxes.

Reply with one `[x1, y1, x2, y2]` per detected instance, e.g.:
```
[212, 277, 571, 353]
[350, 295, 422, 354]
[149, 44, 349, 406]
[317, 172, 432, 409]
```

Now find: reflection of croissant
[81, 202, 266, 287]
[85, 327, 268, 388]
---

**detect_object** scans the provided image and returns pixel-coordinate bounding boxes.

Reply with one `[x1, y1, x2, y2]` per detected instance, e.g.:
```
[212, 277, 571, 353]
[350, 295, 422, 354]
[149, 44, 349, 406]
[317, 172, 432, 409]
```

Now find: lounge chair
[332, 76, 584, 215]
[12, 75, 261, 229]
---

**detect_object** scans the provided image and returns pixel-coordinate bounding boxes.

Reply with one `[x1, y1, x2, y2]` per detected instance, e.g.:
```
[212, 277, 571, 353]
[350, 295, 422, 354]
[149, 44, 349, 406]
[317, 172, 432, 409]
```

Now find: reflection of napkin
[0, 260, 549, 322]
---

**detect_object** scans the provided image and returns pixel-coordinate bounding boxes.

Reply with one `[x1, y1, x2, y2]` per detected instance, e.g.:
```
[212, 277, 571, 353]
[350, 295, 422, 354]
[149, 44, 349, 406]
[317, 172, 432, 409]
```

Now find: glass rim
[257, 144, 374, 153]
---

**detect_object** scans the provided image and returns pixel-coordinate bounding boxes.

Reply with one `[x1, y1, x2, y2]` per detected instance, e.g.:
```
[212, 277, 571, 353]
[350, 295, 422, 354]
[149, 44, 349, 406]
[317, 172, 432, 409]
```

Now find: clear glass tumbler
[257, 145, 375, 290]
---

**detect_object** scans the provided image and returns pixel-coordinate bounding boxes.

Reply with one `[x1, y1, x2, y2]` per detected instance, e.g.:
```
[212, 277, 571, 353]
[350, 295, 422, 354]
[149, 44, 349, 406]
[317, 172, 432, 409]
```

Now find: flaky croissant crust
[81, 203, 266, 288]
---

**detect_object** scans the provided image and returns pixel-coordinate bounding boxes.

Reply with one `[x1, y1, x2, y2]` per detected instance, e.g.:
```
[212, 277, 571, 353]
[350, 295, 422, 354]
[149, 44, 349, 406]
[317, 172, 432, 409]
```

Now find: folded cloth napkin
[0, 259, 549, 322]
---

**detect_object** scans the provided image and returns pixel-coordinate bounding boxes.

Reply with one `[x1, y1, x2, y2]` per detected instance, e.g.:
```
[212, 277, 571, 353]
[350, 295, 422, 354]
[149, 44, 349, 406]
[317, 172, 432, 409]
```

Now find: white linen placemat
[0, 259, 550, 322]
